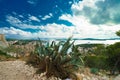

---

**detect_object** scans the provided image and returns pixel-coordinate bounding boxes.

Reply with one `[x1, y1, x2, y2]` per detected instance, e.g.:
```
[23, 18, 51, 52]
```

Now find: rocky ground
[0, 60, 119, 80]
[0, 60, 60, 80]
[0, 61, 35, 80]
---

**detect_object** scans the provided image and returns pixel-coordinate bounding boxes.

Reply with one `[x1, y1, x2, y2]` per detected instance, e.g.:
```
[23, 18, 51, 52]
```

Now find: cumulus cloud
[71, 0, 120, 24]
[3, 0, 120, 39]
[58, 0, 120, 39]
[41, 13, 53, 20]
[35, 23, 74, 38]
[0, 27, 32, 39]
[1, 21, 120, 39]
[59, 13, 120, 39]
[0, 23, 74, 39]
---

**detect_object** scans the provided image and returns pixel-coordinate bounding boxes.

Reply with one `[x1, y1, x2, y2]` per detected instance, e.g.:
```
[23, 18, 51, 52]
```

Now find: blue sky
[0, 0, 120, 39]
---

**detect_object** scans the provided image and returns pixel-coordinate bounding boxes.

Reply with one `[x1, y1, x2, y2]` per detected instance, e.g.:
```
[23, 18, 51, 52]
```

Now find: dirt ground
[0, 60, 35, 80]
[0, 60, 60, 80]
[0, 60, 119, 80]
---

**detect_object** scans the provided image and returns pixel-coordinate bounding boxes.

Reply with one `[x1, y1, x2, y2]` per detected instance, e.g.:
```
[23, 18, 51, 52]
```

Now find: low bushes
[84, 56, 108, 70]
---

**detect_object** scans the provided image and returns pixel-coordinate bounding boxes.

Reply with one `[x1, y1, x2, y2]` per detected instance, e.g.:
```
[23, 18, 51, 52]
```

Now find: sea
[74, 39, 120, 45]
[47, 39, 120, 45]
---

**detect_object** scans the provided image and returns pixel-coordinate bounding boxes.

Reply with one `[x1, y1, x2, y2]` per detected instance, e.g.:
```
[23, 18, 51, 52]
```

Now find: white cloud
[1, 23, 120, 39]
[71, 0, 120, 24]
[4, 0, 120, 39]
[0, 23, 74, 39]
[29, 16, 40, 22]
[58, 0, 120, 39]
[5, 14, 120, 39]
[27, 0, 37, 5]
[6, 15, 40, 29]
[41, 13, 53, 20]
[37, 23, 74, 38]
[59, 13, 120, 39]
[0, 27, 32, 39]
[6, 15, 21, 24]
[69, 1, 72, 4]
[72, 0, 97, 11]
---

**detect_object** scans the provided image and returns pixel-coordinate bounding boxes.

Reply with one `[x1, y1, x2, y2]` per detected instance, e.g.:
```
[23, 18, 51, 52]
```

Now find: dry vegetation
[0, 37, 120, 80]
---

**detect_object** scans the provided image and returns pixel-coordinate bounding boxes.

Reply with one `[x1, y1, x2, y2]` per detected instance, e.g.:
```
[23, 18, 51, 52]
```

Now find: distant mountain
[6, 37, 120, 41]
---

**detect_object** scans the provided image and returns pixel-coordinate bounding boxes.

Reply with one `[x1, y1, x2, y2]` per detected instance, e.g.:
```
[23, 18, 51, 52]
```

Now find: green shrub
[0, 47, 9, 56]
[0, 48, 13, 61]
[90, 68, 99, 74]
[106, 42, 120, 73]
[0, 49, 7, 56]
[27, 37, 84, 79]
[84, 56, 108, 70]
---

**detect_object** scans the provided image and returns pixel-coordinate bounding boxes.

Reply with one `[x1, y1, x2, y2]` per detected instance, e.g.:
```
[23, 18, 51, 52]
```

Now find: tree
[116, 30, 120, 37]
[105, 30, 120, 74]
[106, 42, 120, 74]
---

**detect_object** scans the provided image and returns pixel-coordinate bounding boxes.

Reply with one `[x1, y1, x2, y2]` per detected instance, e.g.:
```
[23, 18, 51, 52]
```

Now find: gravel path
[0, 61, 35, 80]
[0, 60, 119, 80]
[0, 60, 60, 80]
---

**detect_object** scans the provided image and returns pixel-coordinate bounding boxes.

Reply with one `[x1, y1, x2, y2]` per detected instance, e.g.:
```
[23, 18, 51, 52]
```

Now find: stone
[0, 34, 8, 48]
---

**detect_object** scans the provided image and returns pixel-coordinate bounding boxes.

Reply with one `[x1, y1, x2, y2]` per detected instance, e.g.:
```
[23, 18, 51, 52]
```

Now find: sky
[0, 0, 120, 39]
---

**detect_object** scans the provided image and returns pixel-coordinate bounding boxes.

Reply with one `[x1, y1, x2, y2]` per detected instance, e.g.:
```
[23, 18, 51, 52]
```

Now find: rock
[0, 34, 8, 48]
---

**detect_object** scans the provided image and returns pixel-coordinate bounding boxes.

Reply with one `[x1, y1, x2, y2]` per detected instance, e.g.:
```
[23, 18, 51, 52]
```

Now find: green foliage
[78, 44, 103, 48]
[90, 68, 99, 74]
[92, 44, 107, 55]
[116, 30, 120, 37]
[82, 42, 120, 74]
[27, 37, 84, 79]
[0, 47, 9, 56]
[106, 42, 120, 72]
[0, 49, 7, 56]
[0, 48, 13, 61]
[84, 56, 108, 70]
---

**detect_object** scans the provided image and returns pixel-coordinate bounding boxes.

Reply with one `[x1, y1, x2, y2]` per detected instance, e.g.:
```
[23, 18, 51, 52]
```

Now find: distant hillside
[76, 38, 120, 40]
